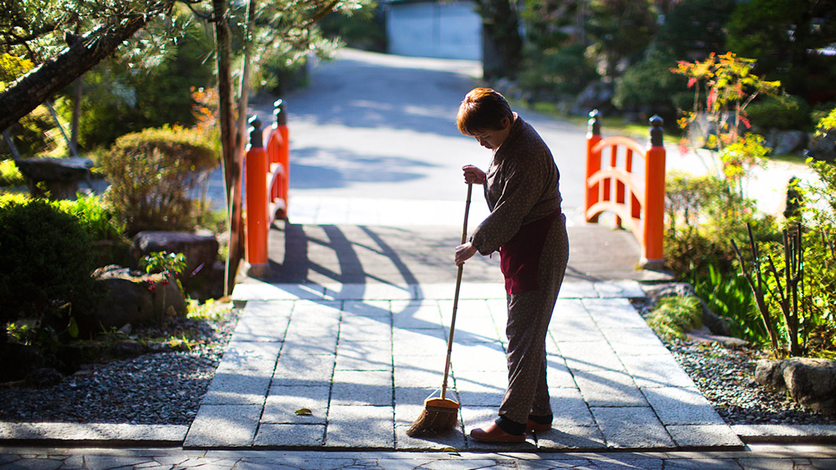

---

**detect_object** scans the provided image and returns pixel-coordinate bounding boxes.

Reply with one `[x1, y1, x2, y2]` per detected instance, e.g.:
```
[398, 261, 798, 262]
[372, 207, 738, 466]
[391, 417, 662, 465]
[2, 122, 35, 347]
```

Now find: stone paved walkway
[183, 278, 742, 451]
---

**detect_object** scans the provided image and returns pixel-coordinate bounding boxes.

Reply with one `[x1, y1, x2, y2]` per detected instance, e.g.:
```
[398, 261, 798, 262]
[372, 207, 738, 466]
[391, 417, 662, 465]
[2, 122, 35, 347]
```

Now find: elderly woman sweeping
[454, 87, 569, 443]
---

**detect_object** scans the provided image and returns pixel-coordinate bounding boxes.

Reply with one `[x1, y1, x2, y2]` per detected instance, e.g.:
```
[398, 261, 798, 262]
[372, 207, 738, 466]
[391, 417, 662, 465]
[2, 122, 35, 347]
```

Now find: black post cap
[274, 99, 287, 126]
[649, 115, 664, 147]
[249, 115, 264, 148]
[588, 109, 601, 136]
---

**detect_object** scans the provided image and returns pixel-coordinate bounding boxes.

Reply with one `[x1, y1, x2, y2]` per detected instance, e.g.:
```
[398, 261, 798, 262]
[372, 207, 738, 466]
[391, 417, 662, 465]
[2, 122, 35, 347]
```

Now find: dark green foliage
[0, 198, 102, 336]
[745, 94, 812, 132]
[319, 5, 386, 52]
[99, 126, 219, 236]
[654, 0, 737, 59]
[519, 44, 599, 100]
[725, 0, 836, 98]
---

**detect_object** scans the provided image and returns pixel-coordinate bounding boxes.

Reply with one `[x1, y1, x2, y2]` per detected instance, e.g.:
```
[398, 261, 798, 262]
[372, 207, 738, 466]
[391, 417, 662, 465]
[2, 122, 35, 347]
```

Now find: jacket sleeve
[469, 149, 549, 255]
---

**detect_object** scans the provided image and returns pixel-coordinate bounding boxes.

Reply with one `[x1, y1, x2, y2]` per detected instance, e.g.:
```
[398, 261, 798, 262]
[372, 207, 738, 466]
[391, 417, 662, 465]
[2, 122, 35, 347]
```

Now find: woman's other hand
[455, 242, 478, 266]
[462, 165, 486, 185]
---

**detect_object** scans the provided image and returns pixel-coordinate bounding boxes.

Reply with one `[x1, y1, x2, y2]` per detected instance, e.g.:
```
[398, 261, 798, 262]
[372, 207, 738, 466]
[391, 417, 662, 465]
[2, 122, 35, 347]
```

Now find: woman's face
[472, 117, 512, 150]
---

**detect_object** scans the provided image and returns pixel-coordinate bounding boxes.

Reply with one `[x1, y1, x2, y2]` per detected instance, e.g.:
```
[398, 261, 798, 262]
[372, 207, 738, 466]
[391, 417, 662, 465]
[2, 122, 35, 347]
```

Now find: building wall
[385, 1, 482, 61]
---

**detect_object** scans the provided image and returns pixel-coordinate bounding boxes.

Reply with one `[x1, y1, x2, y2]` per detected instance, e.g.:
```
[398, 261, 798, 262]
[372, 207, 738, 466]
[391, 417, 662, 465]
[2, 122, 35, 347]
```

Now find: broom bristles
[406, 398, 459, 437]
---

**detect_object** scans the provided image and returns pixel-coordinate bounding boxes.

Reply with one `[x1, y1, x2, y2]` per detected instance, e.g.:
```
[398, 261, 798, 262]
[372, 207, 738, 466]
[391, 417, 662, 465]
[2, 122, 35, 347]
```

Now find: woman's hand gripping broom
[406, 183, 472, 437]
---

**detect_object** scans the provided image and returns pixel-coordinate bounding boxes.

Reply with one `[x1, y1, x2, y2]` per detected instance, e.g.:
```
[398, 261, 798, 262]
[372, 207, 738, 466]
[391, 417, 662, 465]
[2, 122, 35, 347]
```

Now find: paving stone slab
[325, 405, 395, 448]
[230, 315, 291, 343]
[342, 300, 393, 316]
[335, 341, 394, 371]
[572, 369, 648, 407]
[547, 387, 596, 427]
[243, 300, 295, 317]
[557, 280, 599, 298]
[262, 385, 330, 424]
[338, 315, 392, 341]
[558, 341, 625, 372]
[594, 280, 645, 298]
[330, 370, 394, 406]
[392, 328, 448, 357]
[214, 341, 282, 372]
[666, 424, 744, 449]
[184, 405, 262, 448]
[545, 354, 578, 388]
[201, 370, 274, 405]
[452, 342, 507, 372]
[391, 300, 443, 329]
[233, 283, 326, 301]
[324, 283, 414, 300]
[620, 354, 699, 389]
[582, 298, 648, 329]
[590, 406, 676, 449]
[532, 424, 607, 450]
[253, 424, 326, 448]
[272, 351, 335, 386]
[642, 387, 726, 426]
[454, 370, 506, 407]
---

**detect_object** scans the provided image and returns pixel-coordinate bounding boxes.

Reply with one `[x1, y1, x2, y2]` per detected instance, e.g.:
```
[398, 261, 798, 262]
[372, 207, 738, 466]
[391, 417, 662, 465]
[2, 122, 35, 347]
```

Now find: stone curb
[1, 423, 836, 447]
[0, 423, 187, 446]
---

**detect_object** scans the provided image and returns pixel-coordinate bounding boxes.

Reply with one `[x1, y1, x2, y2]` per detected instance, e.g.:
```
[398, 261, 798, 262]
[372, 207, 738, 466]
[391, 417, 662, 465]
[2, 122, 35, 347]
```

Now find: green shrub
[519, 44, 599, 100]
[99, 126, 219, 236]
[613, 55, 690, 117]
[745, 94, 811, 131]
[647, 296, 702, 340]
[0, 198, 103, 338]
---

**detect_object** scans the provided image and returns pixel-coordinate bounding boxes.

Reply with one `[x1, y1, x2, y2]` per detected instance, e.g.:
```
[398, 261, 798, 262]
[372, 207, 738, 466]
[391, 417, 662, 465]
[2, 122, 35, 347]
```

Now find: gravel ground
[0, 299, 834, 426]
[0, 307, 240, 425]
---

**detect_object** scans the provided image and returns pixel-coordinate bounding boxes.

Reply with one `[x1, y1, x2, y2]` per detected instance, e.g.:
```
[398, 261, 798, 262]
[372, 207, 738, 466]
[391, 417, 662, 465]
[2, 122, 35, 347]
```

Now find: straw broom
[406, 183, 472, 437]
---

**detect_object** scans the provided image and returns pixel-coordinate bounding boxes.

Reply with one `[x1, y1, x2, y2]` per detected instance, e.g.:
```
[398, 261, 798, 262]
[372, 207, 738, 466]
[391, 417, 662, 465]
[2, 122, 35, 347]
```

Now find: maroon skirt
[499, 209, 561, 295]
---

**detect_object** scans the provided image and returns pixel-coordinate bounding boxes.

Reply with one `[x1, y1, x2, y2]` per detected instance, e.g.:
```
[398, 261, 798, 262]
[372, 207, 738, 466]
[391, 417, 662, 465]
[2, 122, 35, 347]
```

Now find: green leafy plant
[55, 194, 126, 241]
[647, 296, 703, 340]
[693, 264, 764, 344]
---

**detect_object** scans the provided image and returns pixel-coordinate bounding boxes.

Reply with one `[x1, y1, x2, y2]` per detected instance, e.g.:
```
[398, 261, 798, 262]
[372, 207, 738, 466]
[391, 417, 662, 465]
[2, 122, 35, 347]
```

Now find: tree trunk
[213, 0, 244, 296]
[0, 14, 156, 132]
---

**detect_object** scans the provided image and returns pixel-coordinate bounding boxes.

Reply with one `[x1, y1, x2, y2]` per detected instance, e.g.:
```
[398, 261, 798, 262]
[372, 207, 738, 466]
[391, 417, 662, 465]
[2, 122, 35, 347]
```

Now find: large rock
[92, 266, 186, 330]
[132, 231, 219, 285]
[643, 283, 734, 337]
[806, 129, 836, 163]
[765, 130, 807, 155]
[755, 358, 836, 415]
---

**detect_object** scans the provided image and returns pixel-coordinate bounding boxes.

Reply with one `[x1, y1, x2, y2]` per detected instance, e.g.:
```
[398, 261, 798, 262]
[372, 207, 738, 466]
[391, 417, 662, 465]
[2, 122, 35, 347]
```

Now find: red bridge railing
[585, 110, 666, 270]
[244, 100, 290, 277]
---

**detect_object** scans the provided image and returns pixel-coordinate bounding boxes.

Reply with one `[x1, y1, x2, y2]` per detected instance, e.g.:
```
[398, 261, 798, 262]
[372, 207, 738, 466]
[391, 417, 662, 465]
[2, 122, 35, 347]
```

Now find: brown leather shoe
[470, 423, 526, 443]
[526, 419, 551, 432]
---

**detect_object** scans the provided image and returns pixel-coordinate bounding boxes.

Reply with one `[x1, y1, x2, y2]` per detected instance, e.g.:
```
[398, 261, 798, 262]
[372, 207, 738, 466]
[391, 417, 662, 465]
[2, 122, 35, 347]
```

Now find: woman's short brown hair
[456, 88, 513, 136]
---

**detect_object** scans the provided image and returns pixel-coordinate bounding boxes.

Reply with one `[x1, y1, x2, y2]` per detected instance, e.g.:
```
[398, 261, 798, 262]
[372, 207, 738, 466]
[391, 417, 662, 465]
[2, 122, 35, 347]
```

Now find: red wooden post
[585, 110, 602, 223]
[245, 116, 271, 277]
[275, 99, 289, 218]
[642, 115, 666, 269]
